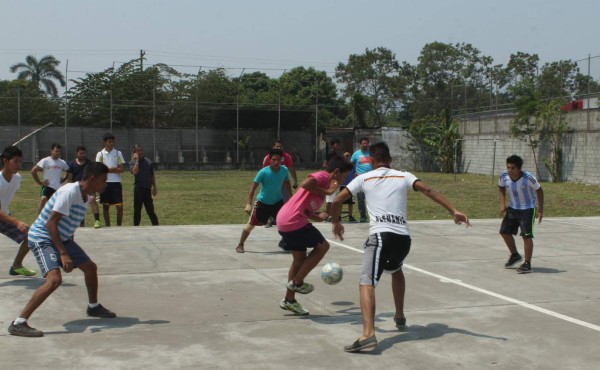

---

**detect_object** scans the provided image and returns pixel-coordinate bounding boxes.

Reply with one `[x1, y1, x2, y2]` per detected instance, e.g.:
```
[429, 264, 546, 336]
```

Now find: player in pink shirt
[276, 154, 353, 316]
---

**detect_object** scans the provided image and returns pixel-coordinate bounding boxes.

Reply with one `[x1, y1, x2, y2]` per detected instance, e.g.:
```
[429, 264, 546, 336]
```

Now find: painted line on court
[327, 238, 600, 333]
[545, 219, 600, 229]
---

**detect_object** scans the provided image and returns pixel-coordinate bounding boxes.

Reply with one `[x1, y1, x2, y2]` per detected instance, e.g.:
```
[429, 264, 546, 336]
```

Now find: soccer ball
[321, 262, 343, 285]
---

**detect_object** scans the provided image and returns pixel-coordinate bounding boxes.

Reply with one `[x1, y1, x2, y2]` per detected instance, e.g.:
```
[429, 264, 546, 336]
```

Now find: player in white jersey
[8, 162, 117, 338]
[330, 141, 470, 353]
[498, 155, 544, 274]
[31, 143, 69, 214]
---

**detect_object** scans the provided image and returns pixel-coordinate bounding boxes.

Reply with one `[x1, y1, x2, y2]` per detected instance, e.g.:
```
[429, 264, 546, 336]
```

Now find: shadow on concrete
[352, 323, 508, 355]
[533, 267, 566, 274]
[0, 278, 76, 289]
[45, 317, 170, 335]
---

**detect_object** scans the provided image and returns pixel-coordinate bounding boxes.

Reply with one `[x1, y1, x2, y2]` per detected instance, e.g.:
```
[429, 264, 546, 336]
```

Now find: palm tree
[10, 55, 66, 97]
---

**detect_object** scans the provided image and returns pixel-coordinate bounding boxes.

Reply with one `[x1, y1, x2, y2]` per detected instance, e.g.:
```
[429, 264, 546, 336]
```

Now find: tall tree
[336, 47, 400, 127]
[10, 55, 66, 97]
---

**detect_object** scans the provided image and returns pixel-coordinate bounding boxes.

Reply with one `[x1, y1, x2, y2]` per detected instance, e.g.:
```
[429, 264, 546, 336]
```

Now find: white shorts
[325, 189, 338, 203]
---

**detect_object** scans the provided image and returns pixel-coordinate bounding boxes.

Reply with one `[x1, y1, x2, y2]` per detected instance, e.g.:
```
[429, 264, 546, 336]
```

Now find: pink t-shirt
[276, 171, 330, 232]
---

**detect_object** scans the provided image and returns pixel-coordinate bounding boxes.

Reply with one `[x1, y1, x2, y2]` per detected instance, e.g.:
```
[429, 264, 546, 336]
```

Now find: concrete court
[1, 217, 599, 370]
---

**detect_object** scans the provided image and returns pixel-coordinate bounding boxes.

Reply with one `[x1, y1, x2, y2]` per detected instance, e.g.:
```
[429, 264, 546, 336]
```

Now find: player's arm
[245, 182, 259, 213]
[414, 180, 471, 227]
[285, 154, 298, 188]
[45, 210, 73, 272]
[301, 177, 338, 197]
[330, 188, 352, 240]
[498, 186, 507, 216]
[31, 165, 47, 186]
[66, 172, 73, 183]
[0, 210, 29, 233]
[130, 152, 140, 176]
[283, 179, 292, 197]
[536, 187, 544, 223]
[151, 173, 157, 196]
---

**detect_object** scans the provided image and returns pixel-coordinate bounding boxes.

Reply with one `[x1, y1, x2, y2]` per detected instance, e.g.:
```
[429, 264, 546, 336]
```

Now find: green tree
[335, 47, 400, 127]
[10, 55, 66, 97]
[0, 79, 62, 126]
[536, 100, 570, 182]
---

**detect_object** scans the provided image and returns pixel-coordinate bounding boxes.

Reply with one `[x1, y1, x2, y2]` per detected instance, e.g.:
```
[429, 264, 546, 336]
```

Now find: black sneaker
[517, 262, 532, 274]
[87, 304, 117, 318]
[348, 216, 358, 223]
[8, 322, 44, 337]
[504, 253, 523, 268]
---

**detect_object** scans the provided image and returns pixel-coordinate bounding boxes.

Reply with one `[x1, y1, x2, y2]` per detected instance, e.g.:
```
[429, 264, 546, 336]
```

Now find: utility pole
[140, 49, 146, 71]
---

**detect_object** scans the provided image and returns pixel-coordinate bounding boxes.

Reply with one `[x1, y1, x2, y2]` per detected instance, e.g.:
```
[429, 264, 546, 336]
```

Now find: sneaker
[94, 220, 102, 229]
[286, 280, 314, 294]
[87, 304, 117, 318]
[265, 219, 273, 228]
[279, 299, 309, 315]
[8, 322, 43, 337]
[504, 253, 522, 268]
[9, 266, 37, 276]
[344, 335, 378, 352]
[359, 217, 367, 223]
[348, 216, 357, 223]
[394, 316, 407, 330]
[516, 262, 532, 274]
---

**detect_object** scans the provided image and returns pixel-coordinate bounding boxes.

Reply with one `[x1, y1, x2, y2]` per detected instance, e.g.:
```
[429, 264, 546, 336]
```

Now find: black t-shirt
[68, 158, 92, 182]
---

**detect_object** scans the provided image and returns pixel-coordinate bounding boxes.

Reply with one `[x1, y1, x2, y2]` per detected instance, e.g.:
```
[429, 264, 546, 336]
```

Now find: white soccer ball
[321, 262, 343, 285]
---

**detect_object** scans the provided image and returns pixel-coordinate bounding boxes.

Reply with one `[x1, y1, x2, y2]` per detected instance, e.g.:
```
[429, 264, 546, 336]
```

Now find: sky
[2, 0, 599, 84]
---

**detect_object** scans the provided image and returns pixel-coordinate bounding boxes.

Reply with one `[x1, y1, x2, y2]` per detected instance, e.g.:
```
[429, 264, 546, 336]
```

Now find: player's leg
[102, 204, 111, 226]
[392, 270, 406, 321]
[500, 209, 522, 267]
[357, 192, 367, 222]
[37, 196, 47, 214]
[11, 239, 36, 275]
[133, 186, 143, 226]
[89, 194, 101, 228]
[236, 202, 263, 252]
[116, 205, 123, 226]
[291, 239, 329, 286]
[143, 189, 159, 225]
[236, 224, 254, 253]
[19, 268, 62, 319]
[359, 284, 376, 339]
[284, 251, 307, 302]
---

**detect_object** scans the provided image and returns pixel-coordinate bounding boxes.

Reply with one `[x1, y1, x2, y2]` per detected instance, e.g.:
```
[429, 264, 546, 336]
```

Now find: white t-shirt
[36, 157, 69, 190]
[96, 148, 125, 183]
[0, 172, 21, 214]
[498, 170, 541, 210]
[346, 167, 419, 235]
[28, 182, 89, 243]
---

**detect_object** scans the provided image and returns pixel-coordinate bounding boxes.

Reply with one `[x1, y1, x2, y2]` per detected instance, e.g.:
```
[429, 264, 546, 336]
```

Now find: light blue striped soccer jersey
[498, 170, 541, 210]
[28, 182, 89, 243]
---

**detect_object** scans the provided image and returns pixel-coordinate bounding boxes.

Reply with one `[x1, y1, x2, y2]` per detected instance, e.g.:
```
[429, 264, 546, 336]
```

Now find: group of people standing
[1, 132, 160, 337]
[234, 137, 543, 353]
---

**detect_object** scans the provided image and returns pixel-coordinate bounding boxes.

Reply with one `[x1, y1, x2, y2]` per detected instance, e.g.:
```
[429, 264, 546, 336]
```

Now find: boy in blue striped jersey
[499, 155, 544, 274]
[8, 162, 116, 337]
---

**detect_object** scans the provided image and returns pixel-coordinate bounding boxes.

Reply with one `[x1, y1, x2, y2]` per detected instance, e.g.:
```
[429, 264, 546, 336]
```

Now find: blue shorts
[28, 239, 91, 277]
[278, 224, 325, 252]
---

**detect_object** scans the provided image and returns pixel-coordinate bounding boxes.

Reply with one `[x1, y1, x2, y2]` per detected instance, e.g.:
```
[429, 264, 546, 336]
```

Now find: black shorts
[40, 186, 57, 199]
[278, 224, 325, 252]
[361, 232, 411, 286]
[100, 182, 123, 205]
[340, 185, 354, 205]
[249, 200, 284, 226]
[500, 208, 536, 238]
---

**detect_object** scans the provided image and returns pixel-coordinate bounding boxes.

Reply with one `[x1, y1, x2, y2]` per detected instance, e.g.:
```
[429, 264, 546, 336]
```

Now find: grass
[7, 170, 600, 227]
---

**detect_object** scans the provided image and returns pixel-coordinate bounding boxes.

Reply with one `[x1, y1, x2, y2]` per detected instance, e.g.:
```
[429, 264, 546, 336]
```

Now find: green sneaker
[286, 280, 314, 294]
[279, 299, 309, 315]
[9, 266, 37, 276]
[94, 220, 102, 229]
